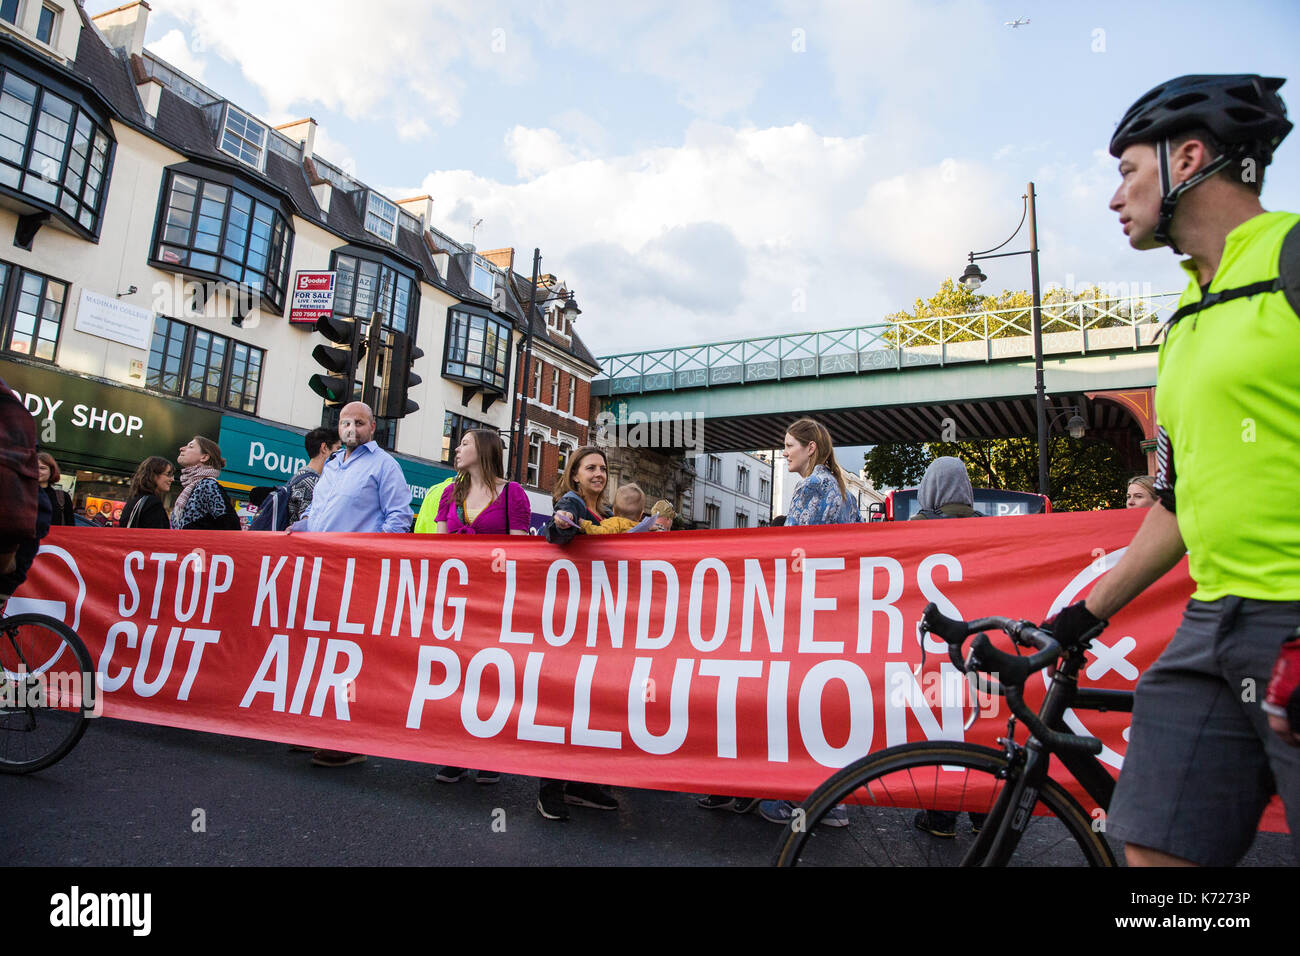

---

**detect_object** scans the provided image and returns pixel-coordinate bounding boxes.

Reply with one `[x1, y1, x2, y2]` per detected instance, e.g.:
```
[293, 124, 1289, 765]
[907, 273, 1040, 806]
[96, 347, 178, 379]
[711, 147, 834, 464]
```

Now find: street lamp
[510, 246, 581, 483]
[958, 182, 1050, 496]
[1046, 403, 1088, 440]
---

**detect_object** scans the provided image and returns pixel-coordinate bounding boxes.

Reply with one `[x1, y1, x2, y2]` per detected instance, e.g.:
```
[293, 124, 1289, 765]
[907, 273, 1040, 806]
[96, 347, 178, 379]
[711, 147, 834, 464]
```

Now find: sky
[84, 0, 1300, 468]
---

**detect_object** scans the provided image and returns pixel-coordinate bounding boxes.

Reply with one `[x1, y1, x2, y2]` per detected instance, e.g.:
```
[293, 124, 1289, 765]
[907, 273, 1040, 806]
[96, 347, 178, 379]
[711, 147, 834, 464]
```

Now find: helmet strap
[1154, 136, 1236, 255]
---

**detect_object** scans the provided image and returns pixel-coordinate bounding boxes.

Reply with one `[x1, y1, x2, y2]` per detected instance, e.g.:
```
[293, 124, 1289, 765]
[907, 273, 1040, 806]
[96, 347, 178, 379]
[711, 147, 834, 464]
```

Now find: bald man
[291, 402, 413, 768]
[291, 402, 413, 534]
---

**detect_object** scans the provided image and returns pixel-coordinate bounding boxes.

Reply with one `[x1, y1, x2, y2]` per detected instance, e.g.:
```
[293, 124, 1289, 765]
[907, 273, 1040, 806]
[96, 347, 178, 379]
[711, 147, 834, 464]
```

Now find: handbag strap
[126, 496, 146, 529]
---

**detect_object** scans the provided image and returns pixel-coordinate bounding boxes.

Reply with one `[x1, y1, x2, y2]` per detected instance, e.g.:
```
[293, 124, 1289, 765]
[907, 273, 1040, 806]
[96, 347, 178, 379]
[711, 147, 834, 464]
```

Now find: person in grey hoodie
[910, 456, 986, 837]
[910, 457, 983, 521]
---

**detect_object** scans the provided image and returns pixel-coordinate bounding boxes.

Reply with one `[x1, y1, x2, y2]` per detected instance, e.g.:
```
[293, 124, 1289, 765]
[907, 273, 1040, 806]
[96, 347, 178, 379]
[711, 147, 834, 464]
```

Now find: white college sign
[73, 289, 155, 350]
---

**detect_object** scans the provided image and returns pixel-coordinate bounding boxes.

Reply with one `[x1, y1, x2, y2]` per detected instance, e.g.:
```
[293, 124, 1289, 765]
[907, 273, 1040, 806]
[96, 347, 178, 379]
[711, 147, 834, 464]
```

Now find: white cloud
[151, 0, 532, 129]
[144, 28, 205, 81]
[505, 126, 582, 180]
[414, 119, 1183, 358]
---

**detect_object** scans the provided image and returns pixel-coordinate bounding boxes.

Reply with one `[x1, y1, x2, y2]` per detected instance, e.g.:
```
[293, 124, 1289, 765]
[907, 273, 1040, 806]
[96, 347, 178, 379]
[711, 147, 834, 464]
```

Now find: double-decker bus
[868, 488, 1052, 522]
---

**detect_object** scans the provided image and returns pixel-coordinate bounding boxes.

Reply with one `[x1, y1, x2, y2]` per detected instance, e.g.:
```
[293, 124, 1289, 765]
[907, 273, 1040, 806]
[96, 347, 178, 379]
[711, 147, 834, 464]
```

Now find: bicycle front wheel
[773, 741, 1114, 867]
[0, 613, 94, 773]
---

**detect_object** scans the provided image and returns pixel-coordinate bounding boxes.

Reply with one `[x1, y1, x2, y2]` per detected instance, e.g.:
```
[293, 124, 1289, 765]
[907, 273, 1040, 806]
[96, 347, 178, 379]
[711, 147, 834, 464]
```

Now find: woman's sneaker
[537, 782, 569, 821]
[435, 766, 469, 783]
[475, 770, 500, 785]
[758, 800, 795, 824]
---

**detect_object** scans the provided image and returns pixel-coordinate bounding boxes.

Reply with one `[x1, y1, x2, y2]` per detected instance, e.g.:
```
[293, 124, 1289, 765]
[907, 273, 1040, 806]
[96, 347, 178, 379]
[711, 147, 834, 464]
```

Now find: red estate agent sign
[288, 271, 336, 325]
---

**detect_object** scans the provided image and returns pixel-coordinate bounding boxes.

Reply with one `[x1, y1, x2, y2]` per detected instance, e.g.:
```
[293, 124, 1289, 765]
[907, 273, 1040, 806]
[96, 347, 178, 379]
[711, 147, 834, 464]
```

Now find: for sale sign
[288, 271, 336, 325]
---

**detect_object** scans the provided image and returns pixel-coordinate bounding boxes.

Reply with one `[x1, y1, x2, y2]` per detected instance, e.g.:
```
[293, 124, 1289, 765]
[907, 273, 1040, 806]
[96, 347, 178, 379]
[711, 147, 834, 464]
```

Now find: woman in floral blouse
[759, 417, 856, 827]
[783, 417, 858, 526]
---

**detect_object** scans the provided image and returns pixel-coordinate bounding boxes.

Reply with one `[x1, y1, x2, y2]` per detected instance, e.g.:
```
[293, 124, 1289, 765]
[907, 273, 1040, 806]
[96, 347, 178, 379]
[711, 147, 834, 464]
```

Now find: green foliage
[882, 278, 1162, 348]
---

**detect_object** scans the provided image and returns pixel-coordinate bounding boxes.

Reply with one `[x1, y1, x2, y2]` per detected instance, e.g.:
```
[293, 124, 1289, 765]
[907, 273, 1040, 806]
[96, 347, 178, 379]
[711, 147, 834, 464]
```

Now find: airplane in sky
[1004, 16, 1030, 28]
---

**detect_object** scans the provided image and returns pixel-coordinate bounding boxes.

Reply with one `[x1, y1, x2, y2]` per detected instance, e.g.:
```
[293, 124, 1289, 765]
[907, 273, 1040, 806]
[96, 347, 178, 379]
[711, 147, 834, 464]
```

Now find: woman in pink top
[433, 428, 528, 784]
[434, 429, 532, 535]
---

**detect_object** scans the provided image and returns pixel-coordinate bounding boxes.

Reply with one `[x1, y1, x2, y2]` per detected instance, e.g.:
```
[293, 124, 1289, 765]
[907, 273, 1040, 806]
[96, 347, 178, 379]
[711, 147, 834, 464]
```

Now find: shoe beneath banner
[537, 782, 569, 821]
[731, 798, 760, 815]
[435, 766, 469, 783]
[475, 770, 500, 785]
[564, 782, 619, 810]
[913, 809, 958, 838]
[822, 804, 851, 828]
[312, 750, 366, 768]
[696, 794, 735, 810]
[758, 800, 795, 824]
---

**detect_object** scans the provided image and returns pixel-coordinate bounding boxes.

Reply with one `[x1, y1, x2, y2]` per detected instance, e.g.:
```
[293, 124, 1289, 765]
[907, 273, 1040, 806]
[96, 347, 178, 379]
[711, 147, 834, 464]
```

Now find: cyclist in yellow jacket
[1049, 75, 1300, 866]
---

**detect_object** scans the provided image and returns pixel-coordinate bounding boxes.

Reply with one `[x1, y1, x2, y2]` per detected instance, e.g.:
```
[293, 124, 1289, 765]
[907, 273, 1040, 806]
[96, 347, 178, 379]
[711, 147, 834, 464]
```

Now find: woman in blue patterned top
[783, 417, 858, 527]
[759, 417, 856, 827]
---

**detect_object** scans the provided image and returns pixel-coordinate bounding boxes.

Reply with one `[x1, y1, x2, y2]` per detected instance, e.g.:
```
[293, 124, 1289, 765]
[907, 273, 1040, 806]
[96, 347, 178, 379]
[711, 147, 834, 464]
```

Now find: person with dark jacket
[36, 452, 74, 526]
[120, 456, 175, 529]
[536, 446, 622, 820]
[171, 436, 240, 531]
[1, 375, 47, 598]
[910, 455, 985, 838]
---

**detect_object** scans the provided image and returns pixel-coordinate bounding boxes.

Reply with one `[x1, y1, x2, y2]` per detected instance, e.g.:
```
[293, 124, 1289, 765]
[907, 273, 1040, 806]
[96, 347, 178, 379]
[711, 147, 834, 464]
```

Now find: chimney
[396, 195, 434, 229]
[275, 118, 317, 160]
[480, 248, 515, 273]
[92, 1, 151, 58]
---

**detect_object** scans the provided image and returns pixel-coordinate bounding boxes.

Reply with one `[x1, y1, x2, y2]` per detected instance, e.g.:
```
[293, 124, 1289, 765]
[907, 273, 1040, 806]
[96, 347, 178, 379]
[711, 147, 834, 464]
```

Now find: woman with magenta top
[432, 429, 528, 785]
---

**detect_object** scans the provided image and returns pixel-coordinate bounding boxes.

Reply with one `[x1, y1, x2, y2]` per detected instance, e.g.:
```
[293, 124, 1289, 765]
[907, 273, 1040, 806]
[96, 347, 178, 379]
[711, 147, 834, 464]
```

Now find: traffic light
[308, 314, 363, 407]
[381, 330, 424, 418]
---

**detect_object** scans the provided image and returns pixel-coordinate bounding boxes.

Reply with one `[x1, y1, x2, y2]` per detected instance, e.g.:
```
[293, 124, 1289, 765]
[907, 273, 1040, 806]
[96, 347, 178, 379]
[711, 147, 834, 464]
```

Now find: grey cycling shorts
[1107, 596, 1300, 865]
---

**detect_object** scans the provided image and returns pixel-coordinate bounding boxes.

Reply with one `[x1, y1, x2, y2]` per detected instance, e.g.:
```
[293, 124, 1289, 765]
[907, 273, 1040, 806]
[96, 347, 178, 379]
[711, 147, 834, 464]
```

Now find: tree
[882, 278, 1160, 349]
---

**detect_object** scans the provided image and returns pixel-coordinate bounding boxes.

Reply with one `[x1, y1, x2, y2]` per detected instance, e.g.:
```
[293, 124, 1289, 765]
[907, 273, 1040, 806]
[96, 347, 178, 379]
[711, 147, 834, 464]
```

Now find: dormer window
[470, 259, 494, 299]
[36, 4, 59, 45]
[365, 191, 397, 243]
[219, 105, 266, 170]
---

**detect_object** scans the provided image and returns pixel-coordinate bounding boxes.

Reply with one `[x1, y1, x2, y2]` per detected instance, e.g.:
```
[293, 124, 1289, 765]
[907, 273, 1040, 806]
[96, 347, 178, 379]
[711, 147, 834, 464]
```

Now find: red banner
[9, 512, 1286, 828]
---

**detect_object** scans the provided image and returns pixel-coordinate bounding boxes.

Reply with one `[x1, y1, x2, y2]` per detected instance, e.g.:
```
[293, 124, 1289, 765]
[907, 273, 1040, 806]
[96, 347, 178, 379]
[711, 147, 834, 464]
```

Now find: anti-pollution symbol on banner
[1043, 546, 1133, 771]
[3, 544, 86, 632]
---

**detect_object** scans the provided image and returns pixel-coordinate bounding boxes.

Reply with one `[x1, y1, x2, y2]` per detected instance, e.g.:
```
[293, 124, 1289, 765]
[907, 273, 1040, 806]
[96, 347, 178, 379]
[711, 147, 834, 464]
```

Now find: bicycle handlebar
[919, 603, 1102, 756]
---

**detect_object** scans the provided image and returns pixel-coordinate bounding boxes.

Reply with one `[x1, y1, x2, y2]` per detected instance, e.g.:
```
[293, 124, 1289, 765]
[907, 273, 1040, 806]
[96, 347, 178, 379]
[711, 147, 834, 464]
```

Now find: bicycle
[0, 597, 95, 773]
[773, 602, 1132, 866]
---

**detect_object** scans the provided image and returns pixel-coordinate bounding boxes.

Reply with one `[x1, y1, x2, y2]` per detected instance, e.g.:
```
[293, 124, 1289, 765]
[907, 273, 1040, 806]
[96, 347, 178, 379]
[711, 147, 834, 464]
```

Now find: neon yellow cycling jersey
[1154, 210, 1300, 601]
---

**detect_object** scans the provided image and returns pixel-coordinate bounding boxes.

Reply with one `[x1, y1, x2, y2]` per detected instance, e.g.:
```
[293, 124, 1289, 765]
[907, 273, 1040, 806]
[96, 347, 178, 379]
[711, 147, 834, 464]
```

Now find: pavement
[2, 717, 1294, 866]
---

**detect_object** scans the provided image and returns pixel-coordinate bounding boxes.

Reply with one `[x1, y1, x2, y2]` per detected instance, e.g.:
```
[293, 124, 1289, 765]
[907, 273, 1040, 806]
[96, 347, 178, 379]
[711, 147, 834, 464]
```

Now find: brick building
[478, 247, 600, 506]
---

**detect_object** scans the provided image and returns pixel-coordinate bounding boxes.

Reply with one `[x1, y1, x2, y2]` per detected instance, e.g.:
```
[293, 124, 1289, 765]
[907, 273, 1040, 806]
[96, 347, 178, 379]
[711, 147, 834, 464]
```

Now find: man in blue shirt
[289, 401, 412, 768]
[292, 402, 413, 535]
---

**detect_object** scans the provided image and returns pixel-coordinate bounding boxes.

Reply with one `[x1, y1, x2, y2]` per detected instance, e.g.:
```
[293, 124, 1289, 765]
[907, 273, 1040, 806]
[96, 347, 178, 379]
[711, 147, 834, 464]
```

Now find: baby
[581, 483, 672, 534]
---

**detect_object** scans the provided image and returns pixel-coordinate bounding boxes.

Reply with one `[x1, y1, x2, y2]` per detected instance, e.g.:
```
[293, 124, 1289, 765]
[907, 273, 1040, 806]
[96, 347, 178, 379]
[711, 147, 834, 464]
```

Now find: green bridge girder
[596, 350, 1158, 454]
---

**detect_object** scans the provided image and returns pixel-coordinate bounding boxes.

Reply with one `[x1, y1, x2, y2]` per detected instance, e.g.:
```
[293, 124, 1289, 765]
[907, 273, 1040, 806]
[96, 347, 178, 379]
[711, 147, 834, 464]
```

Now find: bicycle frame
[960, 645, 1133, 866]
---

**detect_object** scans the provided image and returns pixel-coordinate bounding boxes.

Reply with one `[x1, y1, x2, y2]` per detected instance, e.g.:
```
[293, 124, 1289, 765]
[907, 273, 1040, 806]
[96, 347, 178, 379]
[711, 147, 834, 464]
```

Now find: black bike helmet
[1109, 75, 1291, 252]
